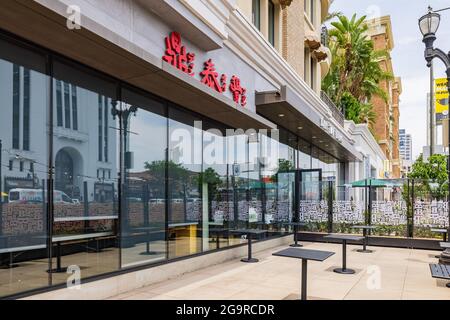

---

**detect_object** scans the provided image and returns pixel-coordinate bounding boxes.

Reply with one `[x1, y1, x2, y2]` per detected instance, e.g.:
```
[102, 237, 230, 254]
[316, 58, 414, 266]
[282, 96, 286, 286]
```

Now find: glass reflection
[202, 122, 230, 251]
[0, 40, 49, 297]
[51, 60, 119, 284]
[168, 107, 202, 258]
[121, 89, 167, 267]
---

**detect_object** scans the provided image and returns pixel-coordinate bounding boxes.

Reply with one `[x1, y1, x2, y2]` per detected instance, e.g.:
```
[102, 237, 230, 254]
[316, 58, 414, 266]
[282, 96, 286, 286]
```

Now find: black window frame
[12, 64, 20, 150]
[268, 0, 275, 46]
[252, 0, 261, 30]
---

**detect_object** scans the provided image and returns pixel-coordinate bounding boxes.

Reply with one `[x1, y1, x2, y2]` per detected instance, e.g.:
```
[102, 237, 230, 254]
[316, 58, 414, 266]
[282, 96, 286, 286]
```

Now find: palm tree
[322, 14, 393, 125]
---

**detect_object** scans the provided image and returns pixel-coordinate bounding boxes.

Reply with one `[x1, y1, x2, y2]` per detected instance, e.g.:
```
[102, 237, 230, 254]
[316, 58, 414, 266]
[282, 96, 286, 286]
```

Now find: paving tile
[106, 244, 450, 300]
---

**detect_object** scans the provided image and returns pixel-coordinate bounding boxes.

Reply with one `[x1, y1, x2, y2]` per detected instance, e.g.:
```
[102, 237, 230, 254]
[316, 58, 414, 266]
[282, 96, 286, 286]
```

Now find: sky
[329, 0, 450, 159]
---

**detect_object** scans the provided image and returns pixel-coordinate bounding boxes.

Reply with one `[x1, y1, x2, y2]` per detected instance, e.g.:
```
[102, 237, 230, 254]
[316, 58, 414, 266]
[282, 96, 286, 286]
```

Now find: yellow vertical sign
[435, 78, 449, 124]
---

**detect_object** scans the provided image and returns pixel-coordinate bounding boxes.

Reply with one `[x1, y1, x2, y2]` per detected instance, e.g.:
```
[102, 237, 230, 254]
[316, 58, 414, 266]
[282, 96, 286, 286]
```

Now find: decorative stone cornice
[279, 0, 293, 9]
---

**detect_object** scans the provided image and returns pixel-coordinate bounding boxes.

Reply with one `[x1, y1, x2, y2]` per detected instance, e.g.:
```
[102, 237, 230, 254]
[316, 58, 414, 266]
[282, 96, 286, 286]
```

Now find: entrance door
[274, 169, 323, 223]
[298, 169, 322, 201]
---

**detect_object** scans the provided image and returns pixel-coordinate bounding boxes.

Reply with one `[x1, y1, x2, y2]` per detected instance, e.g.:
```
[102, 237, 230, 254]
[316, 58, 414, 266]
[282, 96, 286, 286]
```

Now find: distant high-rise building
[399, 129, 412, 161]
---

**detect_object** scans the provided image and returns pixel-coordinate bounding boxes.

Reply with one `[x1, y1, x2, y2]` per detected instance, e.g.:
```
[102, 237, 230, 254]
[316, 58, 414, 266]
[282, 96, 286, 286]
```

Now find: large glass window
[168, 107, 203, 259]
[51, 59, 119, 284]
[202, 121, 230, 251]
[120, 88, 168, 267]
[0, 38, 49, 298]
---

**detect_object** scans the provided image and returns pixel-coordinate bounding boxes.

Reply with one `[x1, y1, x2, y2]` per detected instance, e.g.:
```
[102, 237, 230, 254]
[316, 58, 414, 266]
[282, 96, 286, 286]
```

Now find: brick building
[366, 16, 402, 178]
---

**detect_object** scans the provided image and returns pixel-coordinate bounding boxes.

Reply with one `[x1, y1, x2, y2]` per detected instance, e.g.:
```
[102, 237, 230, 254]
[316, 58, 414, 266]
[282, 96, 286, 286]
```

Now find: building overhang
[135, 0, 225, 51]
[256, 86, 362, 162]
[0, 0, 275, 131]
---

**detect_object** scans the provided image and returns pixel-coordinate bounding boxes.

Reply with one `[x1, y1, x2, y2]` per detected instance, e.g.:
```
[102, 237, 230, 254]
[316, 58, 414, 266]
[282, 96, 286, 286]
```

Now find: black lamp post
[0, 139, 3, 237]
[419, 6, 450, 239]
[111, 101, 138, 241]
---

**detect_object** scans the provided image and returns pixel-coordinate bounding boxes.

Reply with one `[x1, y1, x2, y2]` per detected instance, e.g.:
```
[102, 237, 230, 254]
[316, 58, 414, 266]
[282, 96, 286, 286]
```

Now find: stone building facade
[366, 15, 402, 178]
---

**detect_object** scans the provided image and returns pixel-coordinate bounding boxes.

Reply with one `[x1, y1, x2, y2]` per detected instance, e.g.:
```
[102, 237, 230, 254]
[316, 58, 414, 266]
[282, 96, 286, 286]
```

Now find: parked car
[8, 188, 78, 204]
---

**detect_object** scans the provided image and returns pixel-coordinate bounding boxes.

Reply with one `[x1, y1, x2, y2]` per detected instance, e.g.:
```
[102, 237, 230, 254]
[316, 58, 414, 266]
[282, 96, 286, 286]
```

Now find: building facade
[0, 0, 370, 299]
[366, 16, 402, 179]
[399, 129, 412, 162]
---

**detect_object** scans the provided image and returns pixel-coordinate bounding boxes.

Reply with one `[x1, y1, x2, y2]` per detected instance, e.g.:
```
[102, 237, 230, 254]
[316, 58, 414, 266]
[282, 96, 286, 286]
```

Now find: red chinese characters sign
[163, 32, 195, 76]
[162, 32, 247, 107]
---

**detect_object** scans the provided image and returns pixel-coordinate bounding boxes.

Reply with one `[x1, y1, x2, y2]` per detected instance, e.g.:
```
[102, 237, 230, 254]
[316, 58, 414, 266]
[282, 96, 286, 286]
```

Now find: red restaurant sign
[163, 32, 247, 107]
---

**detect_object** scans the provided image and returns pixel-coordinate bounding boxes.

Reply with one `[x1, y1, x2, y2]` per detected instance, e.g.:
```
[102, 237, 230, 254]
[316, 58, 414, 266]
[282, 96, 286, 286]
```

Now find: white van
[8, 189, 77, 204]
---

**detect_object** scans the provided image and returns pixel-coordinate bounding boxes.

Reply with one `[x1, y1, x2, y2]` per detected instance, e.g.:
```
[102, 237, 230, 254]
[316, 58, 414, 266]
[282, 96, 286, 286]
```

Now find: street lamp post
[419, 6, 450, 238]
[111, 101, 138, 244]
[0, 139, 3, 237]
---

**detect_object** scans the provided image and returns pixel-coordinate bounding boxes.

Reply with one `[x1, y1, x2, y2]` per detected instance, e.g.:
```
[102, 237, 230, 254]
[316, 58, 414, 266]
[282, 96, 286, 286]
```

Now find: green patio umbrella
[350, 179, 393, 188]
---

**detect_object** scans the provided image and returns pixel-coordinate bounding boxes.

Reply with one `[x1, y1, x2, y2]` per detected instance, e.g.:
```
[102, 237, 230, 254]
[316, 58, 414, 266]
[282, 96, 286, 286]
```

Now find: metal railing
[321, 26, 328, 47]
[320, 91, 345, 126]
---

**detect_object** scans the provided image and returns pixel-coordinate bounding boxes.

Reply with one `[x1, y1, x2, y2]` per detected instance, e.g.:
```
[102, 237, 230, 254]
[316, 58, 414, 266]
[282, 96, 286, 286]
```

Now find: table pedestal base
[0, 263, 20, 269]
[357, 249, 373, 253]
[290, 244, 303, 248]
[241, 258, 259, 263]
[47, 267, 68, 274]
[140, 251, 161, 256]
[333, 268, 355, 275]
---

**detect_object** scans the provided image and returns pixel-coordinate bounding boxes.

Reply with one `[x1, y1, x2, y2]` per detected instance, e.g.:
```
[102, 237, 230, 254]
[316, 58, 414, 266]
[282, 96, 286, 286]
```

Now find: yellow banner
[435, 78, 449, 116]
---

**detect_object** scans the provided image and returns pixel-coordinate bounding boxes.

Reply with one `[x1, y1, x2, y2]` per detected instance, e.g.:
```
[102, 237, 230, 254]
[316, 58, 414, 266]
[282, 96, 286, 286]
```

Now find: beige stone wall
[235, 0, 330, 90]
[282, 0, 305, 78]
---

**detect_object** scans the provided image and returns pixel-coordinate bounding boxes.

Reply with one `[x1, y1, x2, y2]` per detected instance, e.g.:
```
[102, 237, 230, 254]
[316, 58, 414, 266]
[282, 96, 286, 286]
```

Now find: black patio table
[209, 228, 228, 250]
[431, 228, 448, 242]
[351, 225, 377, 253]
[282, 222, 307, 247]
[229, 229, 267, 263]
[272, 248, 335, 300]
[323, 234, 364, 274]
[134, 226, 163, 255]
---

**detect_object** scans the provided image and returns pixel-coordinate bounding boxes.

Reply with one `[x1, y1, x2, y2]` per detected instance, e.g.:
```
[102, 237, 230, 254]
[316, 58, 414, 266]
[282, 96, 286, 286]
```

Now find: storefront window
[168, 107, 203, 259]
[0, 38, 49, 297]
[51, 59, 119, 284]
[120, 88, 168, 267]
[202, 121, 230, 251]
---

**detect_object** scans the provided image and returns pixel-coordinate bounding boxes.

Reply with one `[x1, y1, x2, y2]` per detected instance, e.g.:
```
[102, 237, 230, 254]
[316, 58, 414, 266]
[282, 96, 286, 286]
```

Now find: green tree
[271, 159, 295, 182]
[407, 154, 448, 200]
[144, 160, 190, 198]
[322, 14, 392, 125]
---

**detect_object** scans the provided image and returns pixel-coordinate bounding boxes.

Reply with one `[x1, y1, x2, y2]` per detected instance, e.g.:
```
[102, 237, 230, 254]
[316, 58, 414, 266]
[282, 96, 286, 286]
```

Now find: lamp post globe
[419, 8, 441, 36]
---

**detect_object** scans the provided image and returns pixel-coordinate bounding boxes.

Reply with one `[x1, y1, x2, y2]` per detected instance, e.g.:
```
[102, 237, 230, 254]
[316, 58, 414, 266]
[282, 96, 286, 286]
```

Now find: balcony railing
[320, 91, 345, 126]
[321, 26, 328, 47]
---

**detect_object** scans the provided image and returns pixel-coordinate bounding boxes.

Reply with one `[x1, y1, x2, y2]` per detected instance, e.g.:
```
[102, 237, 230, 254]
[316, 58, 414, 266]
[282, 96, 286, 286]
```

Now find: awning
[350, 179, 402, 188]
[256, 86, 362, 162]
